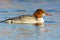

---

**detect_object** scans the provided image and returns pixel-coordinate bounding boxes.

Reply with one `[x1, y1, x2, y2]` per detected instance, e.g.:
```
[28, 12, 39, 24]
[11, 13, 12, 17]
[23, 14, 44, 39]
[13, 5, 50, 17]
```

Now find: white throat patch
[38, 18, 44, 23]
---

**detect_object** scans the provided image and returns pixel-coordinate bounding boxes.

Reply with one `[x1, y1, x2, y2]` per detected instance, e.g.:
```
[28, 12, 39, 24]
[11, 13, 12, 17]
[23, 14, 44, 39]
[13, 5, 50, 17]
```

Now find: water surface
[0, 0, 60, 40]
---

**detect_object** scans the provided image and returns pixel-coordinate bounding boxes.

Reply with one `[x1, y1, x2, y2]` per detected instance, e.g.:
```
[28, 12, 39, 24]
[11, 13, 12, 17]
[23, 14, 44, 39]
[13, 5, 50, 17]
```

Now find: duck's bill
[45, 13, 52, 16]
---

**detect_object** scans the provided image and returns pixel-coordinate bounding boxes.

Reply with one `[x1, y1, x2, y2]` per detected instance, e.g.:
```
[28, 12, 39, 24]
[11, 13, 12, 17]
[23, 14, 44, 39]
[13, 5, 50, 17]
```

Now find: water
[0, 0, 60, 40]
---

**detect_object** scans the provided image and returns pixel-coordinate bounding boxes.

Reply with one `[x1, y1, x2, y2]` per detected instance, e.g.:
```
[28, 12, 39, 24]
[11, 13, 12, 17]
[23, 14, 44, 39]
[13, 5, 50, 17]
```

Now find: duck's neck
[32, 14, 42, 18]
[37, 18, 44, 23]
[32, 13, 43, 18]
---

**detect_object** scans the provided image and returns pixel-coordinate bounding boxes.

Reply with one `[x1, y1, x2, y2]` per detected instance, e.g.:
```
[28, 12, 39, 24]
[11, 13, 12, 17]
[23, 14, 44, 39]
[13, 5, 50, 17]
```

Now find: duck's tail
[0, 21, 5, 23]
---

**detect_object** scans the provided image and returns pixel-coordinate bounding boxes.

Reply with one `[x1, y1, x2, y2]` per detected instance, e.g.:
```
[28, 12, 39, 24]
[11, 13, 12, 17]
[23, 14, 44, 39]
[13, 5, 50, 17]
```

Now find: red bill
[45, 13, 52, 16]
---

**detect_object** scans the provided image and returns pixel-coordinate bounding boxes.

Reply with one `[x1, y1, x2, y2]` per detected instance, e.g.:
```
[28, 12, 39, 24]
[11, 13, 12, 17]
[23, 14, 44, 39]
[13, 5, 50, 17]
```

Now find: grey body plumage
[0, 15, 37, 24]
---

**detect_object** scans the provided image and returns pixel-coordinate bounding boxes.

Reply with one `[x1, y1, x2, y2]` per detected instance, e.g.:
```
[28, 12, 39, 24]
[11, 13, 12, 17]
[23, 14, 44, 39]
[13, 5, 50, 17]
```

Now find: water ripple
[45, 21, 56, 23]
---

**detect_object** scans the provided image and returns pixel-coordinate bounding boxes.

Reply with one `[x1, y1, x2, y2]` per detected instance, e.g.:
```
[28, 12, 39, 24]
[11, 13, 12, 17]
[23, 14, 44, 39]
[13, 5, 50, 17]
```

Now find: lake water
[0, 1, 60, 40]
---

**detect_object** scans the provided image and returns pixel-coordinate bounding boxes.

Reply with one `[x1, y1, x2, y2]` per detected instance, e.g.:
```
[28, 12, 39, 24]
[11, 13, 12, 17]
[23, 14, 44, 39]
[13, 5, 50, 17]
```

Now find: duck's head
[33, 9, 52, 18]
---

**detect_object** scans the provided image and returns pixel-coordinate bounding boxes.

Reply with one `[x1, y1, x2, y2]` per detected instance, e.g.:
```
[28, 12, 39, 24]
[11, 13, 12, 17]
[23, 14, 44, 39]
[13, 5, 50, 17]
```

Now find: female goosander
[0, 9, 52, 24]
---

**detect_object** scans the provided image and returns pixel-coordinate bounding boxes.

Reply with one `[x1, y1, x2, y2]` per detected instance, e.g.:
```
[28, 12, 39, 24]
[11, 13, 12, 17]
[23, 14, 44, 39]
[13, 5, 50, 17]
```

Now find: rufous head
[33, 9, 52, 18]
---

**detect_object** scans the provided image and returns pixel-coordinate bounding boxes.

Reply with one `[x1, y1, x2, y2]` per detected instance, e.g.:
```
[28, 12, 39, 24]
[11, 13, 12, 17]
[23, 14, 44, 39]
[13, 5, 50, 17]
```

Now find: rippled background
[0, 0, 60, 40]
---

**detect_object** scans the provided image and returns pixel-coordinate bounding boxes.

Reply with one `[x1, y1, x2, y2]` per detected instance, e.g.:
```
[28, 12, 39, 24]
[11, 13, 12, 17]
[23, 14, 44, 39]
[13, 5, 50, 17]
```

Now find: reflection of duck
[0, 9, 52, 24]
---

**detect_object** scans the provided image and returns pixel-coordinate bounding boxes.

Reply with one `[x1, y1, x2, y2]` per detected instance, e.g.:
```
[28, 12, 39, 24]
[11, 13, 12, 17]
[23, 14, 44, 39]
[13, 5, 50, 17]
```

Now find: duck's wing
[6, 15, 31, 20]
[1, 15, 34, 21]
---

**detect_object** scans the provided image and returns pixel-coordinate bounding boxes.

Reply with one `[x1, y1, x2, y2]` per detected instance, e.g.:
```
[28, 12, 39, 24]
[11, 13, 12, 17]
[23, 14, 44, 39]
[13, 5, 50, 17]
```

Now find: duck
[0, 9, 52, 24]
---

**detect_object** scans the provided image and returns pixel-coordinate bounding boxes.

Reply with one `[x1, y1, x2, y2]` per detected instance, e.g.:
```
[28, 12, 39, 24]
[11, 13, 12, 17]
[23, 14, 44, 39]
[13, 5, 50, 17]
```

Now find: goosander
[0, 9, 52, 24]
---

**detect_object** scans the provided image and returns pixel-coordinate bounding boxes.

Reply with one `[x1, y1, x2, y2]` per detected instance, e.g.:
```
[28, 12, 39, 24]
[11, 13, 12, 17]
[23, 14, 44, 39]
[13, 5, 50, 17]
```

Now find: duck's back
[16, 15, 37, 23]
[0, 15, 37, 24]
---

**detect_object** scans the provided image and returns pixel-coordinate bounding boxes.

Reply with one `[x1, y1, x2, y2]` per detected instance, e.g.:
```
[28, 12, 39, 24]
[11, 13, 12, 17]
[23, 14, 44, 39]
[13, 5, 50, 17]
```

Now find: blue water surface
[0, 0, 60, 40]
